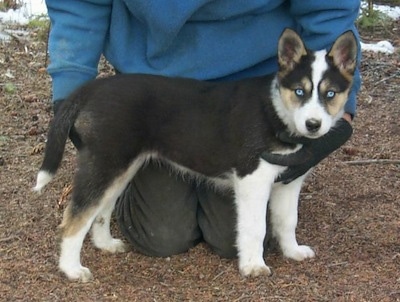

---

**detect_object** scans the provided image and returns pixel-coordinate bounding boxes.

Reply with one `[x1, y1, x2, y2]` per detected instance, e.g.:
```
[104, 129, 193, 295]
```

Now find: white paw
[96, 238, 128, 253]
[239, 262, 272, 277]
[60, 265, 93, 283]
[283, 245, 315, 261]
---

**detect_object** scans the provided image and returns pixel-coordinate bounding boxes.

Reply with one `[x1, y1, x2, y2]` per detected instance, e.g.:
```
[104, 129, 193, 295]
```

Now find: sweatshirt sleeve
[289, 0, 361, 117]
[46, 0, 112, 102]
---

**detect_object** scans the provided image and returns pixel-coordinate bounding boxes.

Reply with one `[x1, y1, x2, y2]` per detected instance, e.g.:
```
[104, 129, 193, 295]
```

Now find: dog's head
[274, 28, 358, 138]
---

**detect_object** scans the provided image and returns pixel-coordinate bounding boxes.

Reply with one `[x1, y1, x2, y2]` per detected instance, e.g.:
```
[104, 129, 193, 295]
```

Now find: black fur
[41, 73, 292, 182]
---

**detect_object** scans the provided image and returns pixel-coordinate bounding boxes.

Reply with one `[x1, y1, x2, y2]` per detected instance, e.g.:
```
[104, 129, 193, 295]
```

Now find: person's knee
[116, 203, 202, 257]
[115, 162, 202, 257]
[142, 229, 202, 257]
[197, 187, 238, 259]
[209, 239, 237, 259]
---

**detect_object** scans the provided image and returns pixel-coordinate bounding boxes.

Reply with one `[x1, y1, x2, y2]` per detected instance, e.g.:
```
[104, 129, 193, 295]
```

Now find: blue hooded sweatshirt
[46, 0, 361, 115]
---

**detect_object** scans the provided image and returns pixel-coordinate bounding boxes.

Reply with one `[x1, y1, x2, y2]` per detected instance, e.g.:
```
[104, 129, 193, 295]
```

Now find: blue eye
[295, 89, 304, 97]
[326, 91, 336, 98]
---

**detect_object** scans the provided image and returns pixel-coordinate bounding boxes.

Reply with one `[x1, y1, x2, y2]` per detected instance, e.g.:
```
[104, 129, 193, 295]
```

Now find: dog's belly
[145, 152, 291, 193]
[150, 154, 235, 191]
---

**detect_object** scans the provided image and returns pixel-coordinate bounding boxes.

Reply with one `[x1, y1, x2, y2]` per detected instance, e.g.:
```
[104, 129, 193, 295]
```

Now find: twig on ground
[0, 235, 20, 243]
[212, 270, 226, 281]
[373, 71, 400, 86]
[343, 159, 400, 165]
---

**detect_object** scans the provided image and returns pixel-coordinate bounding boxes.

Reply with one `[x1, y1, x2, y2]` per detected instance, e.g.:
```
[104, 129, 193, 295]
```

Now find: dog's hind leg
[58, 193, 103, 282]
[58, 155, 145, 282]
[269, 175, 315, 261]
[90, 198, 128, 253]
[90, 158, 146, 253]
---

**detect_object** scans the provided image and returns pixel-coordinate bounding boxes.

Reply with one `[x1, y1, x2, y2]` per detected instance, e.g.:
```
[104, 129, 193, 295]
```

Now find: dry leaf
[57, 184, 72, 209]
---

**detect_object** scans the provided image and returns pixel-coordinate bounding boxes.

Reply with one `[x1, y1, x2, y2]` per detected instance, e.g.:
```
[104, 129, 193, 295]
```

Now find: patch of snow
[0, 31, 10, 41]
[361, 1, 400, 20]
[0, 0, 47, 25]
[359, 1, 398, 54]
[361, 41, 395, 54]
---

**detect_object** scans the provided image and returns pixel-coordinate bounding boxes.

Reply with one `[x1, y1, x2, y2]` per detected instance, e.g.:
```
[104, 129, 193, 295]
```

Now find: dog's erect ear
[278, 28, 307, 71]
[328, 31, 358, 75]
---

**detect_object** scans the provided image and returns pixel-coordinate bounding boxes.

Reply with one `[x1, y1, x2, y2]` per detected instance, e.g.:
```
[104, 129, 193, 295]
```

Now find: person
[45, 0, 361, 258]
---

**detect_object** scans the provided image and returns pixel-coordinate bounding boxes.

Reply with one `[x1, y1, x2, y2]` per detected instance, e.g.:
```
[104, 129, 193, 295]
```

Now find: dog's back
[44, 74, 282, 181]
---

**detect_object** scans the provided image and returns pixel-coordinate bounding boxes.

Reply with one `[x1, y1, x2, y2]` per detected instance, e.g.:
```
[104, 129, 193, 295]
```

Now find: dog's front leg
[234, 161, 278, 277]
[269, 174, 315, 261]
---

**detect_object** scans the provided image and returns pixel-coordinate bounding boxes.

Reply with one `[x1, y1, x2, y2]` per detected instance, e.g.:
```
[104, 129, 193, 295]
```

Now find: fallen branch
[343, 159, 400, 165]
[373, 71, 400, 86]
[0, 235, 20, 243]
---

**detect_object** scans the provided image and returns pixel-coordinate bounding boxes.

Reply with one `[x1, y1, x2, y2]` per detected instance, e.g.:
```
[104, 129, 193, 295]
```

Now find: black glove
[261, 118, 353, 184]
[53, 100, 83, 150]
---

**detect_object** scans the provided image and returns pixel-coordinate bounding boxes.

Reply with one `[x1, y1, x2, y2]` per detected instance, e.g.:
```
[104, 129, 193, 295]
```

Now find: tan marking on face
[279, 86, 299, 110]
[300, 77, 312, 93]
[319, 79, 351, 116]
[279, 77, 312, 110]
[326, 89, 349, 116]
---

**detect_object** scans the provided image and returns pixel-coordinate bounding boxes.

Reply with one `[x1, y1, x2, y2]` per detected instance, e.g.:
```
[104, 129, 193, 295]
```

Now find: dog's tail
[33, 98, 81, 192]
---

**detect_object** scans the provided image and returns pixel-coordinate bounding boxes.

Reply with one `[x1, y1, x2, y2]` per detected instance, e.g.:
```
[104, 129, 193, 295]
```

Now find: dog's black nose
[305, 119, 321, 133]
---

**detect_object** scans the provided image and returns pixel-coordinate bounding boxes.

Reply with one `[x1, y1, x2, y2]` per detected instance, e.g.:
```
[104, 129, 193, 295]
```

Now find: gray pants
[115, 161, 240, 258]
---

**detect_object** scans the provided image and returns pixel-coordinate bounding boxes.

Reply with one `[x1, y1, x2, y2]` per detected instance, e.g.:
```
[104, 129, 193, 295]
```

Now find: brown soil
[0, 20, 399, 302]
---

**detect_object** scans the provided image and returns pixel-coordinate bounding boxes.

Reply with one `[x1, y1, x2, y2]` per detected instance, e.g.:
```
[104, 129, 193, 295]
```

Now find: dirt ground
[0, 18, 399, 301]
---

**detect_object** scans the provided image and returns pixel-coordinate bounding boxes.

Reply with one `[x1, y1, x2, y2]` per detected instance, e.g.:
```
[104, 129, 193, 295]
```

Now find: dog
[34, 28, 357, 282]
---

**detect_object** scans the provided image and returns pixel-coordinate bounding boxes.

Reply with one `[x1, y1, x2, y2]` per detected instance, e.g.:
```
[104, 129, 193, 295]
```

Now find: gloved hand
[261, 118, 353, 184]
[53, 100, 83, 150]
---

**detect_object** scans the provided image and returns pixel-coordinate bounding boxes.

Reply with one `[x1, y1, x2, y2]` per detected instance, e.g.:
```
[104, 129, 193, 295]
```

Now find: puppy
[34, 28, 358, 282]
